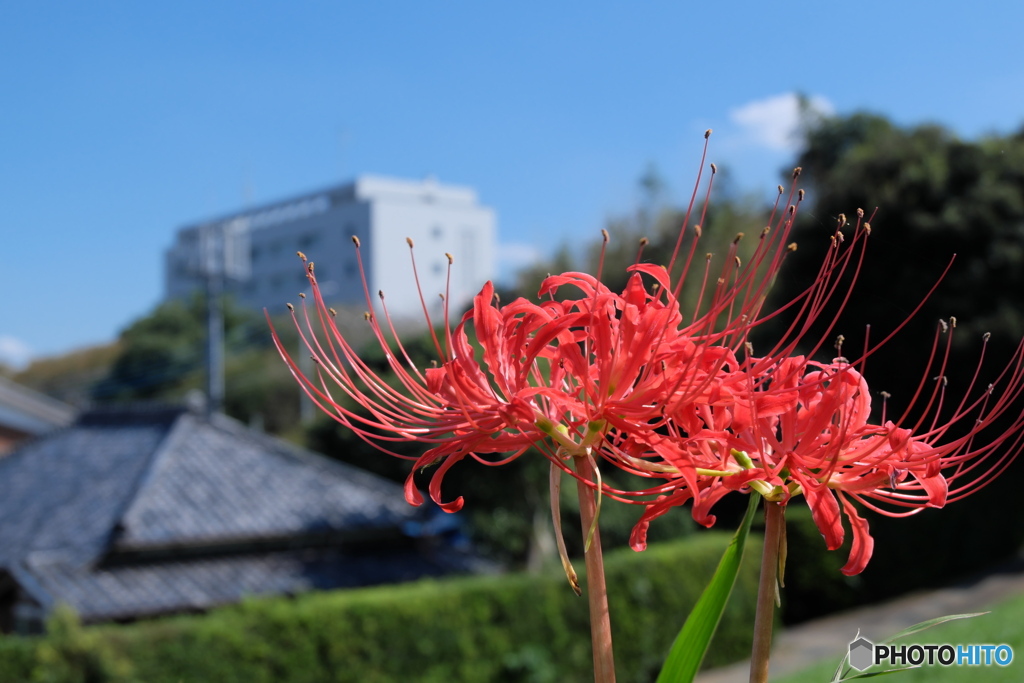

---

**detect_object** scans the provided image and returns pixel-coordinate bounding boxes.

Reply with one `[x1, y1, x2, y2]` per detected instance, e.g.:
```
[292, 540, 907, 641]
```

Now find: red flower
[270, 236, 752, 513]
[621, 210, 1024, 574]
[730, 330, 1023, 575]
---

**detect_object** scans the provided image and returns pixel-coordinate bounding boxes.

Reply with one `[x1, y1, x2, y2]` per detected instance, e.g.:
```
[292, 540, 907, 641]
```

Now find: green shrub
[0, 609, 106, 683]
[0, 636, 37, 682]
[1, 533, 763, 683]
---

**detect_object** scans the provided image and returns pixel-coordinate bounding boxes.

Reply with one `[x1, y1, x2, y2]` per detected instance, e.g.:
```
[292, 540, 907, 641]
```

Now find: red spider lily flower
[268, 238, 747, 514]
[616, 203, 884, 547]
[624, 240, 1024, 575]
[266, 240, 690, 512]
[739, 330, 1022, 576]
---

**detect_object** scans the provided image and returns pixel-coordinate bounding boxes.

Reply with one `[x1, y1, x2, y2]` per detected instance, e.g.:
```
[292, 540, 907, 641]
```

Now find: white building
[165, 175, 496, 323]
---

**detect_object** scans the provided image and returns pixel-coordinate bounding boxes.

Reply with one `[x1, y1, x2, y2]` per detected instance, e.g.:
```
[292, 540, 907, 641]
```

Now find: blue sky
[2, 1, 1022, 368]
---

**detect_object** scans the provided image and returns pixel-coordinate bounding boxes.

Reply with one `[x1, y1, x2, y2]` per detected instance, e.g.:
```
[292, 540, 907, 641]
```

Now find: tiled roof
[114, 412, 421, 549]
[0, 407, 175, 569]
[0, 405, 476, 624]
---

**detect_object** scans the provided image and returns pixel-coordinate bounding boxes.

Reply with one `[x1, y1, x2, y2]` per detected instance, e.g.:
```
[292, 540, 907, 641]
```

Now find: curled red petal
[629, 490, 694, 551]
[803, 481, 844, 551]
[908, 470, 949, 508]
[839, 496, 875, 576]
[691, 482, 733, 528]
[428, 453, 467, 513]
[404, 471, 425, 507]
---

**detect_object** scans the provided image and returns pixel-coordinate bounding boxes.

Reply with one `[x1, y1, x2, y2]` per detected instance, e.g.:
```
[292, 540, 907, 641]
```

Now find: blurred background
[2, 1, 1023, 679]
[4, 1, 1023, 367]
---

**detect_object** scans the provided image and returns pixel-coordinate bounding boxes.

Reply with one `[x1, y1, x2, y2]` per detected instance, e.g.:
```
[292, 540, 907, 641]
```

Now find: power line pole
[205, 268, 225, 416]
[194, 218, 250, 418]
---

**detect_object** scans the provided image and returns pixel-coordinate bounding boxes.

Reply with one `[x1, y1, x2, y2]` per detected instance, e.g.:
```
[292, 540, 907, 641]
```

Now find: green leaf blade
[881, 612, 989, 644]
[656, 494, 761, 683]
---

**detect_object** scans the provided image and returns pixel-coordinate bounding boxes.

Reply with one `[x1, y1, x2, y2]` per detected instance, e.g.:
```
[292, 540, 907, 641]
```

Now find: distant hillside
[13, 342, 121, 408]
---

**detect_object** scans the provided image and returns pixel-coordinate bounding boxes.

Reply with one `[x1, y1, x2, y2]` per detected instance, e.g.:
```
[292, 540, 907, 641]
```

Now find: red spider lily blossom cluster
[630, 337, 1024, 575]
[619, 207, 1024, 575]
[270, 139, 1024, 576]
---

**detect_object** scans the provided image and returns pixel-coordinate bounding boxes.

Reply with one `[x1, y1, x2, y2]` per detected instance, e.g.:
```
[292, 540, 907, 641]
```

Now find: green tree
[90, 294, 303, 432]
[792, 113, 1024, 350]
[92, 297, 206, 402]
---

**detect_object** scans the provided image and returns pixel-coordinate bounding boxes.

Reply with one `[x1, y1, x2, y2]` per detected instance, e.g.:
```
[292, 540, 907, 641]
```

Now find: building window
[431, 225, 443, 239]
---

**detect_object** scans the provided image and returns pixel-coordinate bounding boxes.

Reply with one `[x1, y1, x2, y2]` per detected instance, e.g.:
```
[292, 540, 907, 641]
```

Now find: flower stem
[573, 455, 616, 683]
[749, 500, 785, 683]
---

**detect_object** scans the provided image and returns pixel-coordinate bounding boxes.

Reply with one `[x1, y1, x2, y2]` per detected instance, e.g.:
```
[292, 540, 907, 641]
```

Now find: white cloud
[0, 335, 34, 370]
[728, 93, 835, 152]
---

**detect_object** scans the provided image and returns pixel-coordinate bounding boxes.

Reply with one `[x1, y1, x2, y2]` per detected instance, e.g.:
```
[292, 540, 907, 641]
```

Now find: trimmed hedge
[1, 533, 763, 682]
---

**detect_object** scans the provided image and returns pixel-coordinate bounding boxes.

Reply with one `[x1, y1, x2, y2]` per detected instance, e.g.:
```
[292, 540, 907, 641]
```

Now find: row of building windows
[182, 222, 453, 271]
[251, 233, 319, 262]
[232, 262, 371, 295]
[172, 222, 475, 302]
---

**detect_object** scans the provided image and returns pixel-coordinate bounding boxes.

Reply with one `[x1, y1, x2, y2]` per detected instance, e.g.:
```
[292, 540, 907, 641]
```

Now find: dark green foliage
[774, 112, 1024, 601]
[95, 296, 195, 401]
[88, 295, 303, 431]
[92, 294, 259, 402]
[222, 343, 302, 433]
[793, 114, 1024, 349]
[0, 637, 38, 682]
[0, 534, 763, 683]
[778, 506, 863, 624]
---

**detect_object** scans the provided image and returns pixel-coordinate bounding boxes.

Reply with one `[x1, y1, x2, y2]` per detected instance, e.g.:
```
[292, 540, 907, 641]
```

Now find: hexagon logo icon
[849, 636, 875, 671]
